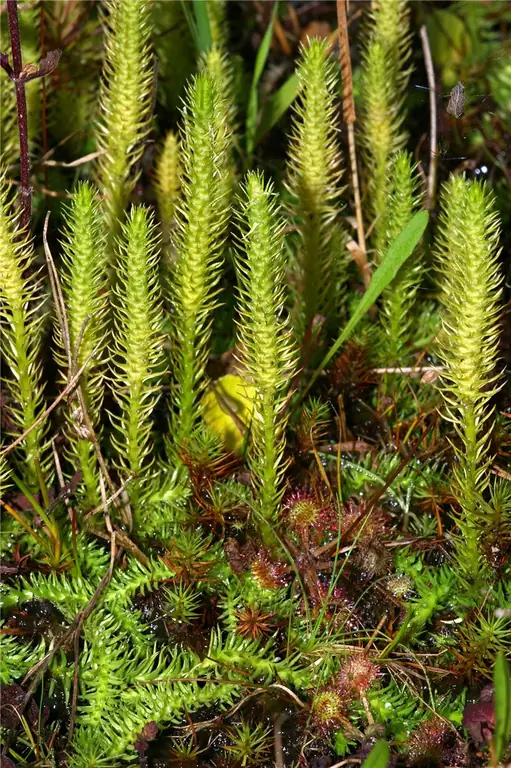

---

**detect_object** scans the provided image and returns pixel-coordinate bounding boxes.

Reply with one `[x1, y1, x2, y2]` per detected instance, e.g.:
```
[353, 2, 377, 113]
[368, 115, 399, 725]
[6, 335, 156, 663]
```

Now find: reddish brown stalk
[6, 0, 31, 230]
[336, 0, 369, 288]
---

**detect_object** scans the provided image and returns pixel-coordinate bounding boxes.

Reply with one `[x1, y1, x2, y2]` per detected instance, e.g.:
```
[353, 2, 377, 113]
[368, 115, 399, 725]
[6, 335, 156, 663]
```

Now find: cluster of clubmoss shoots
[223, 721, 274, 767]
[311, 655, 379, 734]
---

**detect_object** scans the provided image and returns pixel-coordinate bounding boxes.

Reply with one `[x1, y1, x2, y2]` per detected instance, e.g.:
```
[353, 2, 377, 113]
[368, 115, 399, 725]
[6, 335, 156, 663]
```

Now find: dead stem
[420, 25, 438, 211]
[274, 711, 288, 768]
[336, 0, 369, 288]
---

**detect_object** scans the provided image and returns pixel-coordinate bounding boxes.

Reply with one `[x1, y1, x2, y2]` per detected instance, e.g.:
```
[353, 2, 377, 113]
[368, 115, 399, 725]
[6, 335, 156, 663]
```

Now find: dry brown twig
[336, 0, 369, 289]
[420, 25, 438, 211]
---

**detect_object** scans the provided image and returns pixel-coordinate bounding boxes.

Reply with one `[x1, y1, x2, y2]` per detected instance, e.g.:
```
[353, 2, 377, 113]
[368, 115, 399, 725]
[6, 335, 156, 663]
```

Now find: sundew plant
[1, 1, 510, 767]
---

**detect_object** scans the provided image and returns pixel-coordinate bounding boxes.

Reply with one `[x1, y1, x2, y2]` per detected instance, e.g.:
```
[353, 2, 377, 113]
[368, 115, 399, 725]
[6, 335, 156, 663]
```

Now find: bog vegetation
[0, 1, 510, 766]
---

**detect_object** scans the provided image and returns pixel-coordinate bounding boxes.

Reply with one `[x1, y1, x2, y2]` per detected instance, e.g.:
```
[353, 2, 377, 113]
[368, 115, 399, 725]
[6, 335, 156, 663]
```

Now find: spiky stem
[110, 206, 165, 513]
[170, 73, 230, 445]
[435, 176, 503, 583]
[56, 182, 108, 509]
[235, 172, 297, 524]
[154, 130, 181, 255]
[0, 178, 47, 488]
[359, 0, 411, 256]
[286, 38, 345, 336]
[94, 0, 154, 266]
[379, 151, 422, 365]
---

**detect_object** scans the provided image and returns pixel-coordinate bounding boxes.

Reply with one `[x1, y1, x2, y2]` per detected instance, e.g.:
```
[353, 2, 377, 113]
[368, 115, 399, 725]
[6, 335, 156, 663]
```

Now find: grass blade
[193, 0, 212, 53]
[246, 2, 279, 157]
[180, 0, 211, 54]
[493, 651, 511, 763]
[254, 71, 299, 147]
[305, 209, 429, 396]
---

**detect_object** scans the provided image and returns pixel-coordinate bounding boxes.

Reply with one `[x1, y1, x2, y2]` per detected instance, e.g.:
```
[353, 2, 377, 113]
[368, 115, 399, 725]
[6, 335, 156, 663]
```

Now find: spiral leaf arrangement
[153, 130, 182, 264]
[286, 38, 346, 336]
[1, 2, 510, 765]
[359, 0, 411, 255]
[435, 176, 503, 584]
[110, 206, 165, 513]
[0, 178, 48, 489]
[170, 73, 231, 446]
[379, 151, 423, 365]
[94, 0, 154, 264]
[55, 182, 108, 508]
[235, 172, 297, 525]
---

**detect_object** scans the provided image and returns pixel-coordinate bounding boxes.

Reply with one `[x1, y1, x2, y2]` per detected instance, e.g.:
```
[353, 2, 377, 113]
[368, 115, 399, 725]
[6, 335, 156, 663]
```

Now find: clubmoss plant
[435, 176, 503, 584]
[110, 206, 165, 515]
[55, 182, 108, 509]
[223, 721, 273, 766]
[235, 172, 297, 525]
[200, 44, 237, 204]
[359, 0, 411, 254]
[0, 178, 48, 489]
[379, 151, 423, 365]
[170, 73, 231, 446]
[94, 0, 154, 264]
[1, 4, 510, 765]
[286, 38, 345, 336]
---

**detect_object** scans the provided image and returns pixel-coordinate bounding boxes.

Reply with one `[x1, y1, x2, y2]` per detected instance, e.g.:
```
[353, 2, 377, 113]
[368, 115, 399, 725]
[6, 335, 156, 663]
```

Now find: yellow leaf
[202, 374, 255, 453]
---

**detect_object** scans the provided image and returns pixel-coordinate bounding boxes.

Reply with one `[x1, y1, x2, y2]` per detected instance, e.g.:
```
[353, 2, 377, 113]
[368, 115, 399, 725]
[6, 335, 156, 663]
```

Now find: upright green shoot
[435, 176, 503, 584]
[0, 179, 48, 489]
[94, 0, 154, 265]
[153, 130, 182, 261]
[206, 0, 229, 50]
[235, 172, 297, 525]
[55, 183, 108, 509]
[379, 151, 423, 365]
[359, 0, 411, 255]
[170, 73, 231, 446]
[110, 207, 165, 515]
[285, 38, 346, 337]
[200, 45, 237, 205]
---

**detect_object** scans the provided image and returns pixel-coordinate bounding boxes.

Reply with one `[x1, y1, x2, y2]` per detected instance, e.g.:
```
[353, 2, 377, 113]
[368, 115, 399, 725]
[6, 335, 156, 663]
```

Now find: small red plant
[405, 716, 466, 766]
[251, 548, 289, 589]
[337, 655, 380, 696]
